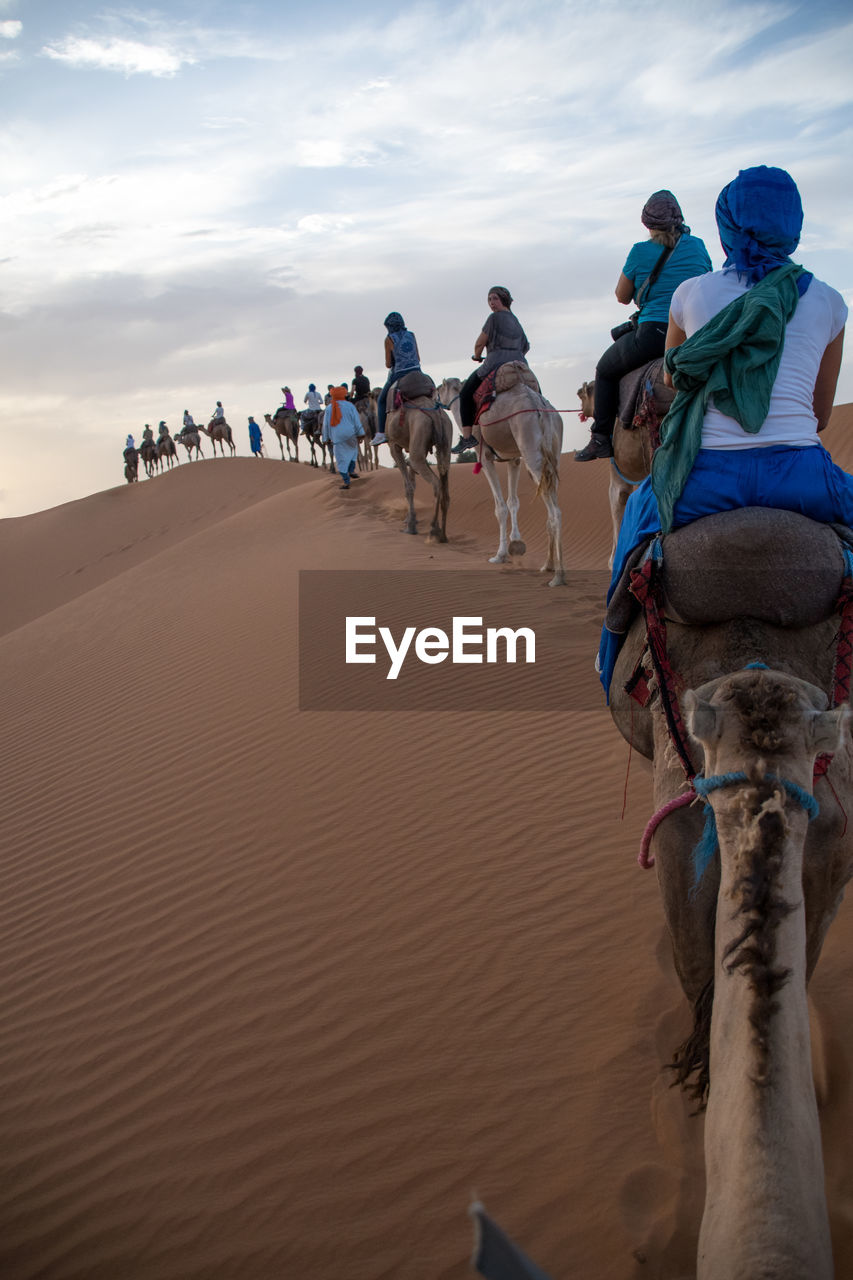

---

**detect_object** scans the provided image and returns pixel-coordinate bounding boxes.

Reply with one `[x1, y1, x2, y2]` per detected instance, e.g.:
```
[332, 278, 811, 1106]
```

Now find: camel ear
[683, 690, 721, 745]
[809, 704, 851, 756]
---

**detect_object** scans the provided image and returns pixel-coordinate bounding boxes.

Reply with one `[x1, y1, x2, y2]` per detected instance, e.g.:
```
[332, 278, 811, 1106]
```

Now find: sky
[1, 0, 852, 517]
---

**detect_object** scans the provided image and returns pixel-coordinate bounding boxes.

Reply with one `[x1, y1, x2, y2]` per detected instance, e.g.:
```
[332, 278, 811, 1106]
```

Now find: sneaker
[451, 435, 477, 454]
[574, 432, 613, 461]
[372, 432, 388, 445]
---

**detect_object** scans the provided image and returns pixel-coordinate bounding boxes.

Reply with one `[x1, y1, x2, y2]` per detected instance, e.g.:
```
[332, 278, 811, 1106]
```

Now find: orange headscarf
[329, 385, 349, 426]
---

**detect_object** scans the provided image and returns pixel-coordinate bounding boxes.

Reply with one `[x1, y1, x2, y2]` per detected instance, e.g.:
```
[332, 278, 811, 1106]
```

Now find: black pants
[459, 369, 483, 431]
[593, 321, 667, 436]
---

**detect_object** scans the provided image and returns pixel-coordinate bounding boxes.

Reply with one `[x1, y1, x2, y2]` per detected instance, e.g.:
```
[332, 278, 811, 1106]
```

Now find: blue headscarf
[715, 165, 811, 295]
[384, 312, 405, 332]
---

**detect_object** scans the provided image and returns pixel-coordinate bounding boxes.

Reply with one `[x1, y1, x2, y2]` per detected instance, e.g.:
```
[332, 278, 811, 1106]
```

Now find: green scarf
[651, 261, 804, 532]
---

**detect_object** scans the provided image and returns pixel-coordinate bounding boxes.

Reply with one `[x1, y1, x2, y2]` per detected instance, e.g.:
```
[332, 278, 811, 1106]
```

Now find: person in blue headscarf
[598, 165, 849, 699]
[372, 312, 421, 444]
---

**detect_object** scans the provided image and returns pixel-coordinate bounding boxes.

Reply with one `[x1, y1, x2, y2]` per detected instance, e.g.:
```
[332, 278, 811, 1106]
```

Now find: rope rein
[638, 771, 820, 887]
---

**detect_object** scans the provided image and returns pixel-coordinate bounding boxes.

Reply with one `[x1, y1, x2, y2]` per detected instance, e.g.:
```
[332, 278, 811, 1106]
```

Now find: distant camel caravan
[473, 361, 564, 586]
[578, 358, 673, 567]
[609, 508, 853, 1280]
[385, 370, 450, 542]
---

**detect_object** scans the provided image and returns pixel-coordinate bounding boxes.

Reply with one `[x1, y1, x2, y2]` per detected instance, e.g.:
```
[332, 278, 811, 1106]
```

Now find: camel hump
[396, 370, 436, 400]
[494, 361, 541, 395]
[663, 508, 849, 628]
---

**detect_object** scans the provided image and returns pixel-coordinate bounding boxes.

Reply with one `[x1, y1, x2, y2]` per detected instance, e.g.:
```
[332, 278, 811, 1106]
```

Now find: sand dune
[2, 414, 853, 1278]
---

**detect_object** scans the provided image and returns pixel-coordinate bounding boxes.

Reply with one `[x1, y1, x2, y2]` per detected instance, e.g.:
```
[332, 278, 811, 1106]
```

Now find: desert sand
[2, 412, 853, 1279]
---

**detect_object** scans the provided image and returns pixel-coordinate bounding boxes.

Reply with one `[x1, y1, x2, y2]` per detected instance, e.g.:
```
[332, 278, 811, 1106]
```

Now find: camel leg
[524, 450, 564, 585]
[408, 448, 447, 543]
[608, 467, 631, 571]
[505, 459, 525, 556]
[479, 452, 511, 563]
[391, 443, 417, 534]
[540, 484, 565, 586]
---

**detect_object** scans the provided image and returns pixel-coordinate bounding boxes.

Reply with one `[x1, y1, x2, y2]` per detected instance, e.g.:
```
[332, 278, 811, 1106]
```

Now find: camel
[299, 410, 334, 471]
[436, 376, 464, 436]
[176, 426, 204, 461]
[156, 434, 179, 470]
[474, 362, 564, 587]
[199, 418, 236, 458]
[385, 371, 450, 542]
[608, 507, 853, 1279]
[264, 409, 299, 461]
[139, 438, 158, 478]
[353, 393, 377, 471]
[123, 454, 138, 483]
[578, 360, 673, 568]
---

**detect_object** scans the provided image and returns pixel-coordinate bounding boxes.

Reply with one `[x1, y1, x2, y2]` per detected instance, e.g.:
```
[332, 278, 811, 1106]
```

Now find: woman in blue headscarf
[372, 312, 421, 444]
[598, 165, 849, 697]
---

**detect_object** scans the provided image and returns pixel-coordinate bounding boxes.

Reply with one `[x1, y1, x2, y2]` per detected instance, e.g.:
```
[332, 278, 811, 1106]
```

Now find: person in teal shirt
[576, 190, 712, 460]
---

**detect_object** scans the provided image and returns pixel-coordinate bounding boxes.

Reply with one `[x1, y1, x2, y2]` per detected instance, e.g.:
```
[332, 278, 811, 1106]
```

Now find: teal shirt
[622, 233, 712, 324]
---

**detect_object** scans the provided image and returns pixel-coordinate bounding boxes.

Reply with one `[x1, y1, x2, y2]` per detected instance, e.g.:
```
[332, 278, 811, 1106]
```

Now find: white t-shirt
[669, 270, 847, 449]
[304, 390, 324, 410]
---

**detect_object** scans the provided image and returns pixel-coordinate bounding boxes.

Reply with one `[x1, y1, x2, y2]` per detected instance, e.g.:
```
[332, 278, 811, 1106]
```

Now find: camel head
[683, 668, 849, 790]
[577, 380, 594, 419]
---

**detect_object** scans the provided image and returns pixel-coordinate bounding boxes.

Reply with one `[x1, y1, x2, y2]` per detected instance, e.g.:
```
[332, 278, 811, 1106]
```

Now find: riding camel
[385, 371, 450, 542]
[264, 409, 299, 461]
[299, 410, 334, 470]
[473, 362, 564, 586]
[199, 418, 236, 458]
[578, 359, 673, 567]
[156, 434, 179, 470]
[608, 507, 853, 1280]
[176, 426, 204, 461]
[137, 438, 157, 478]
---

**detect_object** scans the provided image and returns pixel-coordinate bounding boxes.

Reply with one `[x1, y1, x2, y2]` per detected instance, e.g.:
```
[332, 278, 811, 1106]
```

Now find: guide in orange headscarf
[323, 385, 365, 488]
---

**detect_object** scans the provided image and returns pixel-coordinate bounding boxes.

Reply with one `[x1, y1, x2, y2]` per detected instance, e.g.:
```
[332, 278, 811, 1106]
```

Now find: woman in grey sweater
[452, 287, 530, 452]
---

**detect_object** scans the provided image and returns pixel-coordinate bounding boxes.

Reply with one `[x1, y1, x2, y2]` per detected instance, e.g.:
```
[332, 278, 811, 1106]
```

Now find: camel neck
[698, 784, 832, 1280]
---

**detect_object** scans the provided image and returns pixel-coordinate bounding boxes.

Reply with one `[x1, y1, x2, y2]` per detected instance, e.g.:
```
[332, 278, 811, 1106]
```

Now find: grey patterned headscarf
[641, 190, 686, 232]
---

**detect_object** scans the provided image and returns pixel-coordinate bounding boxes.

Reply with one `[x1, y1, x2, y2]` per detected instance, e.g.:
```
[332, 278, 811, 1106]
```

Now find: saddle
[394, 370, 436, 405]
[616, 359, 674, 443]
[607, 509, 852, 642]
[473, 362, 541, 423]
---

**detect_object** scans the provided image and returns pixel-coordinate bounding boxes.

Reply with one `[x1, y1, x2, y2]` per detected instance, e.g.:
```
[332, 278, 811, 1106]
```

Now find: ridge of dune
[2, 406, 853, 1279]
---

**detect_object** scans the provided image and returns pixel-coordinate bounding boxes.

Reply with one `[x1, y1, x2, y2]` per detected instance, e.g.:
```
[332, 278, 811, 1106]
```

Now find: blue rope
[690, 771, 819, 891]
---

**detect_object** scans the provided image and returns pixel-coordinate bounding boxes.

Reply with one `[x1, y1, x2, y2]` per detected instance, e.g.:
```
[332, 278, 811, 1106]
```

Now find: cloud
[41, 36, 194, 77]
[0, 19, 21, 37]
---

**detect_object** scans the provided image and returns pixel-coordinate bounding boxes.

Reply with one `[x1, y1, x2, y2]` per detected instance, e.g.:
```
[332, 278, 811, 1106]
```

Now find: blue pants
[599, 445, 853, 697]
[377, 366, 421, 432]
